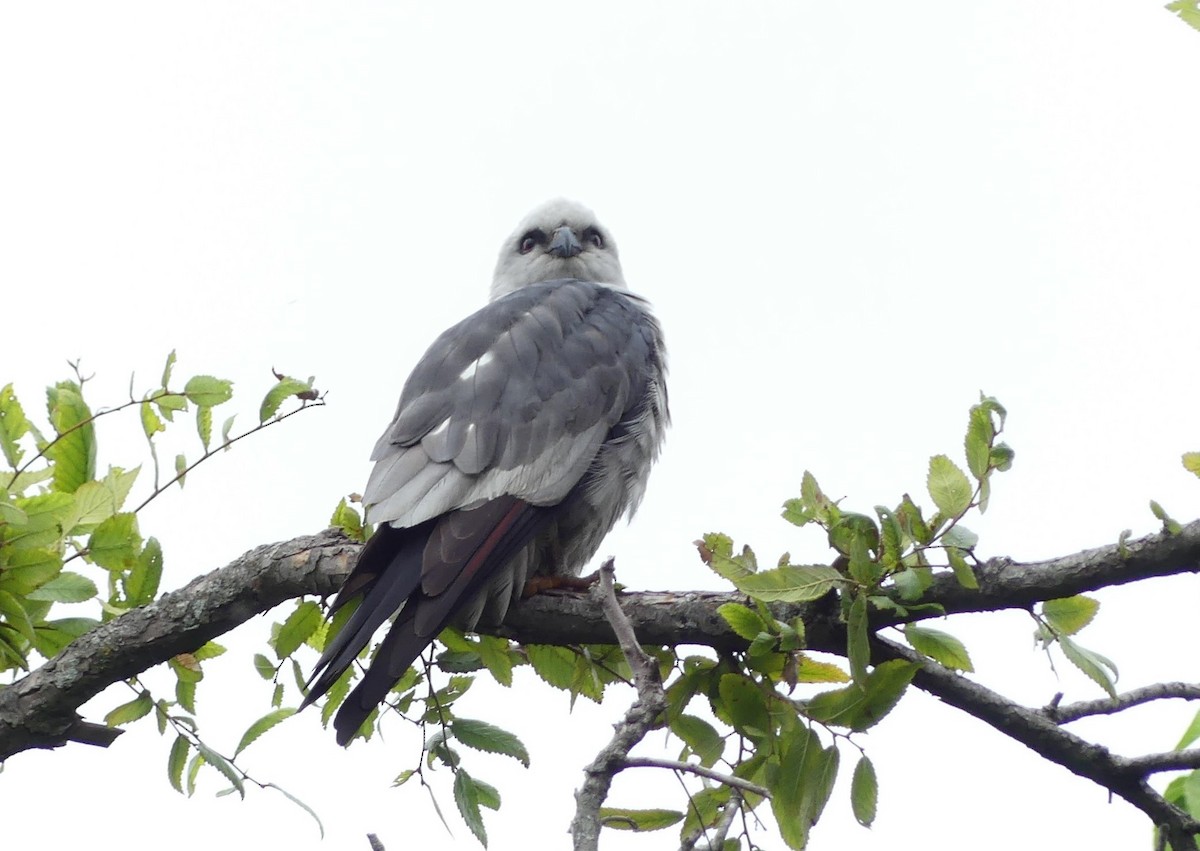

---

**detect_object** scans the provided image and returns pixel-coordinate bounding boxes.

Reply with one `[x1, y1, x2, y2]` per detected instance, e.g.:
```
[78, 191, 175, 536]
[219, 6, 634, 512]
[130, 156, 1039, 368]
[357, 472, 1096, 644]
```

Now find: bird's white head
[491, 199, 625, 300]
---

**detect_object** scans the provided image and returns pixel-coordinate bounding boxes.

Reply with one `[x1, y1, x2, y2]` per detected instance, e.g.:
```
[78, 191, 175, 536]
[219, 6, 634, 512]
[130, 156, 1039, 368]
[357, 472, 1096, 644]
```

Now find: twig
[569, 558, 667, 851]
[708, 787, 743, 849]
[621, 757, 768, 798]
[1126, 750, 1200, 775]
[1045, 683, 1200, 723]
[366, 834, 385, 851]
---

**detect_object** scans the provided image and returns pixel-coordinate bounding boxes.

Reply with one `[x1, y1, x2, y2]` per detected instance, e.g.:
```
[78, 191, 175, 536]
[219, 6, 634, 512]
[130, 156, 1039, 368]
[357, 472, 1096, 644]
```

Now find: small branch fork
[879, 638, 1200, 849]
[569, 558, 667, 851]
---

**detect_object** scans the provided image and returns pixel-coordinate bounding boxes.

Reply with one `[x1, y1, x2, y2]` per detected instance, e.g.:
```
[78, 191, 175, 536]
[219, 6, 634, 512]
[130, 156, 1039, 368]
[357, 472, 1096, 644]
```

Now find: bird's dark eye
[518, 229, 546, 254]
[583, 227, 605, 249]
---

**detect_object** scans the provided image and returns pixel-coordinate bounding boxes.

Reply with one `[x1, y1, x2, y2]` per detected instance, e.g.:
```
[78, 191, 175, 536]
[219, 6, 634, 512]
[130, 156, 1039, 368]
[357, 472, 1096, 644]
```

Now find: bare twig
[366, 834, 385, 851]
[569, 559, 667, 851]
[1045, 683, 1200, 724]
[621, 757, 768, 798]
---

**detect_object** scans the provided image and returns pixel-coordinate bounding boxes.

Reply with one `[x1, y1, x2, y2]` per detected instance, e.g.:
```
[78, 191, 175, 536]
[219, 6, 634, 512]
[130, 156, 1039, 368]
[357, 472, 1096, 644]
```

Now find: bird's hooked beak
[547, 226, 583, 258]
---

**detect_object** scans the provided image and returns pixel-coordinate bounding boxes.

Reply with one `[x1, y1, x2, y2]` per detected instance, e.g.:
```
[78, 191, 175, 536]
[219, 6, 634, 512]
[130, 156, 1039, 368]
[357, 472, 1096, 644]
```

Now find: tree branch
[3, 519, 1200, 764]
[877, 638, 1200, 845]
[1045, 683, 1200, 724]
[570, 559, 667, 851]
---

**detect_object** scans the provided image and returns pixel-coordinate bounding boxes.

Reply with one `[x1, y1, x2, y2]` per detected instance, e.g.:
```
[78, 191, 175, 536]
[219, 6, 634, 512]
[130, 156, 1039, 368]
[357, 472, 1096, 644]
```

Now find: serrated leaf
[174, 453, 187, 488]
[805, 660, 918, 731]
[718, 603, 767, 641]
[696, 532, 753, 582]
[1184, 452, 1200, 478]
[941, 524, 978, 550]
[450, 718, 530, 767]
[0, 590, 35, 642]
[25, 571, 97, 603]
[672, 714, 724, 767]
[141, 401, 164, 440]
[851, 755, 878, 827]
[796, 656, 851, 683]
[946, 546, 978, 589]
[716, 674, 771, 739]
[44, 382, 96, 494]
[453, 768, 487, 847]
[781, 498, 815, 528]
[196, 742, 245, 799]
[0, 384, 30, 468]
[600, 808, 685, 831]
[234, 708, 296, 757]
[927, 455, 972, 517]
[63, 480, 116, 534]
[183, 375, 234, 408]
[769, 725, 837, 850]
[526, 644, 576, 690]
[155, 392, 188, 421]
[734, 564, 842, 603]
[965, 405, 994, 480]
[87, 512, 141, 571]
[904, 624, 974, 672]
[1059, 635, 1118, 698]
[476, 634, 514, 687]
[105, 691, 153, 726]
[124, 537, 163, 606]
[161, 350, 177, 388]
[253, 653, 276, 679]
[897, 494, 932, 546]
[260, 378, 312, 422]
[1042, 596, 1100, 637]
[274, 600, 323, 659]
[168, 734, 190, 793]
[196, 405, 213, 450]
[989, 442, 1014, 472]
[329, 498, 365, 542]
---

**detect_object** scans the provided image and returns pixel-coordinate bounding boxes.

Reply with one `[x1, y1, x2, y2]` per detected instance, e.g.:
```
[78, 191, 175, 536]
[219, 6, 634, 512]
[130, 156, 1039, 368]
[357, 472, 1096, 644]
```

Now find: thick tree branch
[3, 519, 1200, 763]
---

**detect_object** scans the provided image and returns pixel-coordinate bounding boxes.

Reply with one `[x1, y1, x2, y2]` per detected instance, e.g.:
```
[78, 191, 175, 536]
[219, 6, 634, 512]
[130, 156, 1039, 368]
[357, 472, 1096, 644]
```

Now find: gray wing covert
[363, 280, 653, 528]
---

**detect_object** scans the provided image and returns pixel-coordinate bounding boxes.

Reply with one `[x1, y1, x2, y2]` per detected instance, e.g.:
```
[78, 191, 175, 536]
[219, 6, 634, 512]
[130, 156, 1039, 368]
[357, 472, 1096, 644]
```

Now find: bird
[302, 199, 669, 745]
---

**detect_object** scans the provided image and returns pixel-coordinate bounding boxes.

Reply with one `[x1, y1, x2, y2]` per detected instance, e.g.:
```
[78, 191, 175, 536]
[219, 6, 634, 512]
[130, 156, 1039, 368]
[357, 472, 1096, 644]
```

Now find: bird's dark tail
[300, 496, 551, 746]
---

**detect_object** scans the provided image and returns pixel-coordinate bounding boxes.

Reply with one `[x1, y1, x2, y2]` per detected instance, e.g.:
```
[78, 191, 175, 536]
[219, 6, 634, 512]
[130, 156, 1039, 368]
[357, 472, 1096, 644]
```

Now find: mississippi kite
[302, 199, 669, 744]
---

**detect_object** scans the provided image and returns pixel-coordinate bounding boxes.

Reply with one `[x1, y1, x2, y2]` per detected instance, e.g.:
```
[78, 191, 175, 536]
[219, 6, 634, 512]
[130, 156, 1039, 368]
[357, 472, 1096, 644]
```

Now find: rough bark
[3, 520, 1200, 840]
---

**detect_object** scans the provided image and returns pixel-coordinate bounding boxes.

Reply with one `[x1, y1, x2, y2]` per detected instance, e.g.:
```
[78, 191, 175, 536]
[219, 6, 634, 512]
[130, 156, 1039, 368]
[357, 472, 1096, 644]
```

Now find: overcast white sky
[3, 2, 1200, 849]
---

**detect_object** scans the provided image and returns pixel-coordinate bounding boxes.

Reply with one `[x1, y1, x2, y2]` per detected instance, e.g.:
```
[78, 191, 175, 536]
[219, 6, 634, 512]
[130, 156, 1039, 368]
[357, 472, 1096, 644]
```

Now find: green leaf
[476, 634, 514, 687]
[927, 455, 972, 518]
[196, 405, 213, 450]
[154, 392, 188, 421]
[450, 718, 530, 767]
[1175, 709, 1200, 751]
[600, 808, 685, 831]
[453, 768, 487, 847]
[0, 590, 36, 643]
[795, 656, 850, 684]
[124, 537, 163, 606]
[965, 404, 994, 480]
[0, 384, 30, 468]
[696, 532, 753, 582]
[847, 594, 869, 684]
[25, 571, 97, 603]
[989, 442, 1014, 472]
[234, 708, 296, 757]
[1184, 451, 1200, 478]
[781, 498, 815, 528]
[167, 734, 190, 793]
[1042, 596, 1100, 636]
[260, 378, 312, 422]
[196, 742, 245, 799]
[44, 381, 96, 494]
[851, 755, 878, 827]
[717, 603, 767, 641]
[183, 375, 234, 408]
[329, 498, 366, 542]
[161, 350, 177, 388]
[1059, 636, 1118, 698]
[946, 546, 978, 589]
[672, 714, 724, 767]
[140, 401, 164, 440]
[769, 725, 837, 850]
[1150, 500, 1183, 535]
[274, 600, 323, 659]
[715, 674, 771, 739]
[253, 653, 276, 680]
[87, 512, 142, 571]
[904, 624, 974, 672]
[734, 565, 842, 603]
[105, 691, 153, 726]
[1167, 0, 1200, 34]
[221, 415, 236, 448]
[897, 495, 932, 546]
[805, 660, 918, 731]
[174, 453, 188, 488]
[799, 470, 837, 525]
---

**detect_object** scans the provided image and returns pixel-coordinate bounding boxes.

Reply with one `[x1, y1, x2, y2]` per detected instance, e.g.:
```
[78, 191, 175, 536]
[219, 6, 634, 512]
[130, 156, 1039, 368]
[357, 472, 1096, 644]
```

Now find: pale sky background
[3, 2, 1200, 849]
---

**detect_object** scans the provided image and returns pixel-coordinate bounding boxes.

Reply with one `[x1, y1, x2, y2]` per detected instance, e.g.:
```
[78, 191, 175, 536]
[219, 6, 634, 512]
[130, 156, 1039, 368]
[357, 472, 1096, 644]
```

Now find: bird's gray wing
[362, 279, 654, 527]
